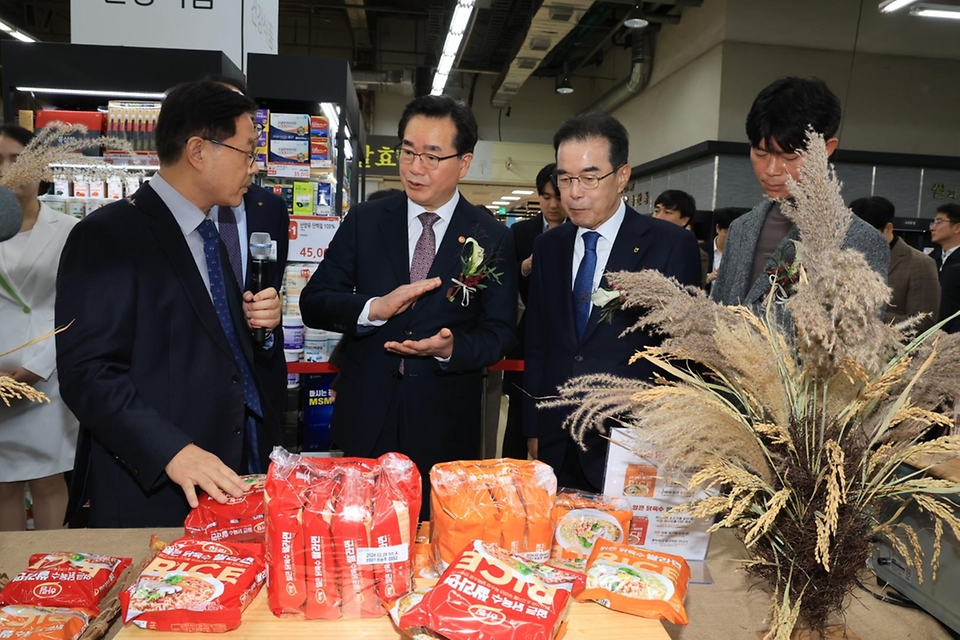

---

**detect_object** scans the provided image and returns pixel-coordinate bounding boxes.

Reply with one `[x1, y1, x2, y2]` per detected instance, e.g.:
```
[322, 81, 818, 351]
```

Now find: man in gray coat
[711, 77, 888, 309]
[851, 196, 939, 332]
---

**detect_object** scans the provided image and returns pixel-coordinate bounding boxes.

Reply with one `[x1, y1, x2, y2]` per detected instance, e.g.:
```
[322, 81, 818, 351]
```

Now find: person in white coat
[0, 124, 79, 530]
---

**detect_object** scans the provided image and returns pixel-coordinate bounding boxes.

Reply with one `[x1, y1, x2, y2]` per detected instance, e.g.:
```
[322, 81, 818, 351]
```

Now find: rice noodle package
[0, 605, 88, 640]
[550, 490, 633, 568]
[184, 474, 266, 546]
[430, 459, 557, 570]
[120, 537, 266, 633]
[574, 539, 690, 625]
[0, 552, 131, 617]
[399, 540, 571, 640]
[264, 447, 422, 620]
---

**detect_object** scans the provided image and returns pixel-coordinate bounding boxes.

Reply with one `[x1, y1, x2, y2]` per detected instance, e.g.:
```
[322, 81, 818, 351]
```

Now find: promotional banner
[72, 0, 278, 72]
[603, 428, 713, 561]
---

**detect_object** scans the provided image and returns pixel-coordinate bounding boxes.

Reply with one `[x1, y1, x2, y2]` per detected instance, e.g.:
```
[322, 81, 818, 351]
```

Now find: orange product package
[331, 462, 381, 619]
[430, 459, 557, 571]
[184, 474, 266, 545]
[399, 540, 570, 640]
[264, 450, 309, 615]
[550, 490, 633, 567]
[574, 539, 690, 625]
[302, 470, 340, 620]
[120, 537, 266, 633]
[0, 605, 89, 640]
[0, 552, 131, 617]
[371, 452, 422, 605]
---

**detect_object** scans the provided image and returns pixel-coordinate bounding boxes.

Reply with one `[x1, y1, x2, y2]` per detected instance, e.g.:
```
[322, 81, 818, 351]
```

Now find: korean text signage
[71, 0, 278, 72]
[359, 135, 402, 177]
[287, 216, 339, 263]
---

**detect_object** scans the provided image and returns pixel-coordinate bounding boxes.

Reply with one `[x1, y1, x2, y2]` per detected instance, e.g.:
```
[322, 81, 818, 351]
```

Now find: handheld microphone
[250, 232, 273, 345]
[0, 186, 23, 243]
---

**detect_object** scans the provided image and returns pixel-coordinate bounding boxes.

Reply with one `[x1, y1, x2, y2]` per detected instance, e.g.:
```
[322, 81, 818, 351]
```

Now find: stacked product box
[268, 184, 294, 215]
[310, 116, 330, 169]
[268, 113, 310, 167]
[255, 109, 269, 165]
[292, 181, 314, 216]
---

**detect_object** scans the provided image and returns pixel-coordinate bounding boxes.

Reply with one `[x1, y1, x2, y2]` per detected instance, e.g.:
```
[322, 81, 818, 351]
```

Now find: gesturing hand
[165, 444, 250, 508]
[384, 327, 454, 359]
[369, 278, 442, 321]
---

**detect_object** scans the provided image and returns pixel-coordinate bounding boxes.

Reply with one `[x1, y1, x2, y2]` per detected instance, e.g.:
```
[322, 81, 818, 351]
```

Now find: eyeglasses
[396, 146, 459, 170]
[555, 167, 620, 190]
[202, 137, 258, 167]
[930, 218, 957, 228]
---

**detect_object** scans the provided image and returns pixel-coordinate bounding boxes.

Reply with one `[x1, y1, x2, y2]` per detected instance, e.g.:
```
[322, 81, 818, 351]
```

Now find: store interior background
[4, 0, 958, 225]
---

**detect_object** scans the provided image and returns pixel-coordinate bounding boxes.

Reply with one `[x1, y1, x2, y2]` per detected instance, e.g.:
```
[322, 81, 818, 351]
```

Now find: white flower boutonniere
[446, 237, 503, 307]
[592, 286, 623, 323]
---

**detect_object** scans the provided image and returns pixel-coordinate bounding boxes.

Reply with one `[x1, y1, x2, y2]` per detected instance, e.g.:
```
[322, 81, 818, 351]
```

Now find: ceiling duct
[588, 31, 654, 113]
[491, 0, 596, 108]
[353, 69, 416, 95]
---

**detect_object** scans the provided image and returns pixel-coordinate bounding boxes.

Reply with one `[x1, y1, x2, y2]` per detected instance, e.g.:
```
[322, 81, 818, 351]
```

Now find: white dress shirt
[571, 201, 626, 293]
[712, 236, 723, 272]
[941, 245, 958, 269]
[149, 172, 213, 299]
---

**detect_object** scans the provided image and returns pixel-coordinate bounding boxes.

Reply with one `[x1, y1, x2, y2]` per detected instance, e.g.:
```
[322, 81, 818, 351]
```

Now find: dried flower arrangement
[542, 131, 960, 639]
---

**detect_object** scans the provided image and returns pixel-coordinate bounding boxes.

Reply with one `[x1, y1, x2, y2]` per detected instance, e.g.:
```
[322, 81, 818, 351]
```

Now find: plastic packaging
[183, 474, 266, 546]
[0, 605, 88, 640]
[550, 489, 633, 568]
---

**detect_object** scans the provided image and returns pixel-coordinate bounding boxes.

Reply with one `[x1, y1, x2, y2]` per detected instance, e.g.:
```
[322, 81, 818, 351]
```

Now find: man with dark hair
[711, 77, 888, 309]
[708, 206, 749, 285]
[524, 112, 700, 491]
[930, 203, 960, 333]
[653, 189, 708, 287]
[300, 95, 517, 516]
[56, 81, 283, 527]
[851, 196, 939, 332]
[500, 162, 566, 459]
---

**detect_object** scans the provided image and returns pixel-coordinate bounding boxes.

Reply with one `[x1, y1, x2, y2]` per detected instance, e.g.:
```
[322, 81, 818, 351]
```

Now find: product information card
[602, 428, 713, 561]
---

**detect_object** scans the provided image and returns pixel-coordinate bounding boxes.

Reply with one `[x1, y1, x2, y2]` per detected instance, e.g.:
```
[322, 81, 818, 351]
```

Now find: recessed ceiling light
[911, 3, 960, 18]
[485, 205, 497, 209]
[512, 189, 535, 195]
[624, 17, 649, 28]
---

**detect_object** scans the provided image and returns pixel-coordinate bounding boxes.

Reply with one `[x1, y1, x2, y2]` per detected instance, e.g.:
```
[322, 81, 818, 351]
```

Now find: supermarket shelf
[287, 360, 524, 374]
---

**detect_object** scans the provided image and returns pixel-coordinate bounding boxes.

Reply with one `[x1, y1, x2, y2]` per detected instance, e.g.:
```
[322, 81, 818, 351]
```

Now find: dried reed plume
[545, 129, 960, 638]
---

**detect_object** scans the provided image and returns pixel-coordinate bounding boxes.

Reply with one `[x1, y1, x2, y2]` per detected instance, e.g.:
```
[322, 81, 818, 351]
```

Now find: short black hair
[654, 189, 696, 221]
[0, 124, 47, 196]
[746, 76, 842, 154]
[536, 163, 558, 195]
[397, 95, 478, 156]
[203, 74, 250, 97]
[366, 188, 403, 202]
[553, 112, 629, 170]
[156, 80, 257, 166]
[714, 206, 750, 230]
[937, 203, 960, 225]
[850, 196, 895, 231]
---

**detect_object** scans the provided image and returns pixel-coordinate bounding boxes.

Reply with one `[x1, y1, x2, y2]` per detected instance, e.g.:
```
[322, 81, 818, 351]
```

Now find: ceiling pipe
[587, 31, 653, 113]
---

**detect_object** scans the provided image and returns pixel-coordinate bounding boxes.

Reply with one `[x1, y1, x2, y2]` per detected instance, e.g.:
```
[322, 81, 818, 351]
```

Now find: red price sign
[287, 216, 339, 264]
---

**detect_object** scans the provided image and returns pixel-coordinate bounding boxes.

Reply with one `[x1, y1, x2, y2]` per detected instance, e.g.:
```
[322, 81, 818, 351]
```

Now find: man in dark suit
[501, 163, 565, 459]
[711, 77, 888, 309]
[55, 81, 283, 527]
[851, 196, 939, 332]
[299, 95, 517, 516]
[929, 204, 960, 333]
[523, 112, 701, 492]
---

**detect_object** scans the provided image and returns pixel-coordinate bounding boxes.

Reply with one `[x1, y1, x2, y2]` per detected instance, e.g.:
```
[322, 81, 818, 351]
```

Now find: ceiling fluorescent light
[430, 0, 475, 95]
[437, 55, 455, 76]
[430, 72, 449, 96]
[910, 3, 960, 18]
[879, 0, 919, 11]
[512, 189, 534, 195]
[442, 33, 463, 58]
[10, 30, 34, 42]
[492, 200, 509, 205]
[0, 21, 13, 32]
[450, 2, 474, 34]
[17, 86, 166, 99]
[501, 196, 521, 201]
[485, 205, 497, 209]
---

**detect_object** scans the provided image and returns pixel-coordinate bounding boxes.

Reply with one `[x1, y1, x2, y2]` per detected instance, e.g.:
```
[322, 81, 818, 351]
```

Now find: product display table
[0, 527, 953, 639]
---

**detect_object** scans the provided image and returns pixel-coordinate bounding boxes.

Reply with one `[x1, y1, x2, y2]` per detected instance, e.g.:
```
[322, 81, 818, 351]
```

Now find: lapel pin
[458, 236, 465, 243]
[633, 247, 639, 253]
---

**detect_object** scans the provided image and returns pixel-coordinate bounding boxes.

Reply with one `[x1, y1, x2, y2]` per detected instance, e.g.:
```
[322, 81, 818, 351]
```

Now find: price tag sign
[268, 164, 311, 179]
[288, 216, 339, 263]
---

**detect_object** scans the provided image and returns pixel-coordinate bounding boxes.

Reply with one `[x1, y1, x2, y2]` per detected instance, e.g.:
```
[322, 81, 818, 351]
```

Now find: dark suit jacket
[299, 191, 518, 474]
[55, 184, 282, 527]
[243, 183, 290, 423]
[929, 246, 960, 277]
[886, 237, 939, 332]
[509, 213, 545, 361]
[523, 206, 701, 490]
[711, 200, 889, 308]
[938, 264, 960, 334]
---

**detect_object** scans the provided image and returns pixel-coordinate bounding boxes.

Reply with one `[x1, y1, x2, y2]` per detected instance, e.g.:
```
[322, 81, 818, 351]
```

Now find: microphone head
[0, 186, 23, 243]
[250, 231, 272, 260]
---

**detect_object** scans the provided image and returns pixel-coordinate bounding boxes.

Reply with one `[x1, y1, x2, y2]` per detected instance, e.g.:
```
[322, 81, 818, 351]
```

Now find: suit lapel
[380, 196, 410, 285]
[428, 198, 473, 283]
[135, 185, 236, 361]
[13, 206, 59, 283]
[744, 207, 799, 306]
[888, 238, 907, 275]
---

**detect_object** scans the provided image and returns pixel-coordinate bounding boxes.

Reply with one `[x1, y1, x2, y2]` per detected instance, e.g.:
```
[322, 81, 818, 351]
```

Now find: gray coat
[711, 199, 890, 308]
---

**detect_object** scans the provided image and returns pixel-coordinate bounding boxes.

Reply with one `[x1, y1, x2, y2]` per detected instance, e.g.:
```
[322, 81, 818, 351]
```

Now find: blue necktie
[217, 206, 245, 291]
[573, 231, 600, 341]
[197, 218, 262, 472]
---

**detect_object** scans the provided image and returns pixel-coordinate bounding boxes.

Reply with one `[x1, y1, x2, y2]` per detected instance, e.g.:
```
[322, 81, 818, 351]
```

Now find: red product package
[372, 452, 421, 605]
[399, 540, 571, 640]
[120, 538, 265, 633]
[332, 463, 381, 619]
[0, 552, 131, 617]
[302, 470, 340, 620]
[264, 454, 309, 615]
[0, 605, 89, 640]
[184, 474, 266, 545]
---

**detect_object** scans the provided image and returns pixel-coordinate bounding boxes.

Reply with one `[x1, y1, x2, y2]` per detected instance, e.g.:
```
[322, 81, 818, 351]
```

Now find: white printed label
[356, 544, 408, 566]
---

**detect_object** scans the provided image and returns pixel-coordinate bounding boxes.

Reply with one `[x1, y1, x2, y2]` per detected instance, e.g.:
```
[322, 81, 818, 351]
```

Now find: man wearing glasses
[56, 81, 282, 527]
[522, 112, 700, 492]
[930, 204, 960, 333]
[300, 94, 517, 519]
